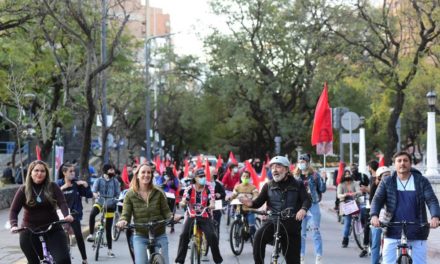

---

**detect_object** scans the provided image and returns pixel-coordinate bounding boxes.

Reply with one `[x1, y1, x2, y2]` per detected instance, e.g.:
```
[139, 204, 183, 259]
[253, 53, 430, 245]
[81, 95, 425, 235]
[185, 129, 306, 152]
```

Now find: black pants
[167, 198, 176, 228]
[362, 208, 370, 247]
[71, 219, 87, 260]
[212, 210, 222, 239]
[20, 225, 71, 264]
[175, 217, 223, 263]
[253, 219, 301, 264]
[89, 206, 114, 249]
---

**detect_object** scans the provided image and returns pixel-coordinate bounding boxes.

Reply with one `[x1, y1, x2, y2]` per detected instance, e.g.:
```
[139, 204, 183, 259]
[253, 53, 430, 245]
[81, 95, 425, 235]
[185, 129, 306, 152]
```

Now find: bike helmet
[376, 166, 391, 177]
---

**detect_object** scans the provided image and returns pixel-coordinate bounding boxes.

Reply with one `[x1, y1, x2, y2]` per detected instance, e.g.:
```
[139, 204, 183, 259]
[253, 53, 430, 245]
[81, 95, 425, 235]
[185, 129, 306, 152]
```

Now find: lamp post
[358, 116, 368, 175]
[52, 127, 63, 181]
[425, 91, 438, 176]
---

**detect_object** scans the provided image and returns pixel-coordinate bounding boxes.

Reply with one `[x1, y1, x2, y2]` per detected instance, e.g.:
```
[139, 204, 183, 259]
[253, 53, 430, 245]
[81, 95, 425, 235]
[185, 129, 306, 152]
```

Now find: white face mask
[232, 168, 239, 173]
[298, 163, 307, 171]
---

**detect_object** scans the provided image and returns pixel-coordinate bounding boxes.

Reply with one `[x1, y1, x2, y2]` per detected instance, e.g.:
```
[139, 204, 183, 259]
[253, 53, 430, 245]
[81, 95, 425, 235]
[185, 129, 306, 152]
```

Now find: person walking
[57, 162, 93, 264]
[370, 151, 440, 264]
[240, 156, 311, 264]
[9, 160, 74, 264]
[211, 167, 226, 238]
[117, 163, 174, 264]
[293, 154, 326, 264]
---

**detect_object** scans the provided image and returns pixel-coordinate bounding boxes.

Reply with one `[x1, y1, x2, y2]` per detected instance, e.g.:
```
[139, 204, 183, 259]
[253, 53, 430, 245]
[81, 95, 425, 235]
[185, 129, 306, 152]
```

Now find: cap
[269, 156, 290, 167]
[376, 166, 391, 177]
[299, 154, 310, 162]
[195, 168, 205, 177]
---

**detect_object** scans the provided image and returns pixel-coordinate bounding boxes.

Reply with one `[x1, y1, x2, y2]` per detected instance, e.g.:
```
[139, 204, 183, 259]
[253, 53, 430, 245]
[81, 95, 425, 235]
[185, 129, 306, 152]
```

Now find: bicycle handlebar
[123, 217, 183, 230]
[254, 207, 296, 219]
[186, 206, 210, 218]
[14, 219, 71, 234]
[379, 221, 430, 228]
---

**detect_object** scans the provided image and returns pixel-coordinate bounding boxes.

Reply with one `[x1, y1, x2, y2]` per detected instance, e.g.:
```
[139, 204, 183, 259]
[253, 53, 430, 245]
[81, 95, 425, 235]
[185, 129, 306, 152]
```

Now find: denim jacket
[299, 172, 326, 204]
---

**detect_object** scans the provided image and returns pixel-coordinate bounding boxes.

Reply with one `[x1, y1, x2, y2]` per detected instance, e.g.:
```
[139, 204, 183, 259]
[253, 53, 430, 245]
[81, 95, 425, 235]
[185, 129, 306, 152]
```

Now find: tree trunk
[384, 89, 405, 165]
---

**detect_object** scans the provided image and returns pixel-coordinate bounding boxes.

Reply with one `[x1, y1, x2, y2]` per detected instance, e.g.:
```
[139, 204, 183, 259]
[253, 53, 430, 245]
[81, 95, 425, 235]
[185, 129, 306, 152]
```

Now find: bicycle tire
[352, 218, 364, 250]
[226, 205, 231, 226]
[255, 217, 262, 230]
[150, 253, 165, 264]
[229, 220, 244, 256]
[112, 211, 121, 241]
[190, 241, 201, 264]
[397, 255, 412, 264]
[95, 231, 104, 261]
[202, 233, 209, 256]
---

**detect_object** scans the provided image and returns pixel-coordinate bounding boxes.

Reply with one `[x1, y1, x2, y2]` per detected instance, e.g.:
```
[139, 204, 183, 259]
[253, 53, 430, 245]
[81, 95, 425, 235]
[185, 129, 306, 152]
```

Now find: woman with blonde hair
[117, 163, 172, 264]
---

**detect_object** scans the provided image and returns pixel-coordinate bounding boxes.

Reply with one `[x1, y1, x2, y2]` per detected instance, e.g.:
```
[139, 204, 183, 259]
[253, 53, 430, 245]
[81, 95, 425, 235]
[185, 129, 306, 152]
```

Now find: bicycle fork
[39, 235, 54, 263]
[271, 217, 281, 264]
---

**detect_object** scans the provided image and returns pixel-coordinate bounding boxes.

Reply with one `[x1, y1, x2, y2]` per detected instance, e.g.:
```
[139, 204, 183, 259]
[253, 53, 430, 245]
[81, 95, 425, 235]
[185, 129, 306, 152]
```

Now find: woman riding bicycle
[57, 162, 93, 264]
[337, 169, 362, 248]
[175, 168, 223, 264]
[9, 160, 74, 264]
[117, 163, 175, 264]
[226, 170, 259, 237]
[86, 163, 120, 257]
[240, 156, 310, 264]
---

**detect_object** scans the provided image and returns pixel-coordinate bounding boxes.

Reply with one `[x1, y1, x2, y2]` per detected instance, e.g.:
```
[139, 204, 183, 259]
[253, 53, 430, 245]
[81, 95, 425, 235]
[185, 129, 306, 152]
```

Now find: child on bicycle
[175, 168, 223, 264]
[226, 170, 259, 237]
[9, 160, 74, 264]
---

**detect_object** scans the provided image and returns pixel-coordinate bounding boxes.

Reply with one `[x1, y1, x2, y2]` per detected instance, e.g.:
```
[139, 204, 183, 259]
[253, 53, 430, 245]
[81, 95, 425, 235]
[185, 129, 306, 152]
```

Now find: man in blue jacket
[370, 151, 440, 264]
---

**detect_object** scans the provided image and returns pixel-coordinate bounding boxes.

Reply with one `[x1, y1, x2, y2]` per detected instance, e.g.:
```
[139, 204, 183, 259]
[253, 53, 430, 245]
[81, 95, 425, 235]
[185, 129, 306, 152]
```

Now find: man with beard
[86, 163, 120, 258]
[240, 156, 311, 264]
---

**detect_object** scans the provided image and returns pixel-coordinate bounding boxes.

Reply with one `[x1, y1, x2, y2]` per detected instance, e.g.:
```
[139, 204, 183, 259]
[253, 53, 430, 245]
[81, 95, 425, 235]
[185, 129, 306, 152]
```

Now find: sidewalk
[322, 187, 440, 259]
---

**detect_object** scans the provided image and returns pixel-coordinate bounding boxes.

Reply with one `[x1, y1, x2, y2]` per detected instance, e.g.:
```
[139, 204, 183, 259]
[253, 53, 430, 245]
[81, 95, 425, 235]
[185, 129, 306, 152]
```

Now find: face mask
[67, 175, 76, 181]
[107, 172, 115, 178]
[241, 178, 249, 184]
[232, 168, 239, 173]
[198, 177, 206, 185]
[164, 175, 169, 181]
[298, 163, 307, 171]
[273, 172, 286, 182]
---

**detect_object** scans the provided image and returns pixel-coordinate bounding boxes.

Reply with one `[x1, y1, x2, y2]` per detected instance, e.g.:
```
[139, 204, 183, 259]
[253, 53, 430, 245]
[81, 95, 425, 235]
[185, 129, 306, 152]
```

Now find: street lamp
[425, 90, 438, 176]
[52, 126, 63, 180]
[145, 33, 176, 162]
[358, 116, 368, 175]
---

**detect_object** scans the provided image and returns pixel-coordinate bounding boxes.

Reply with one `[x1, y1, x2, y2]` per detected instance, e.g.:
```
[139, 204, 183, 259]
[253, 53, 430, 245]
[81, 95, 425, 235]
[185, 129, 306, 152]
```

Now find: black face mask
[107, 172, 115, 177]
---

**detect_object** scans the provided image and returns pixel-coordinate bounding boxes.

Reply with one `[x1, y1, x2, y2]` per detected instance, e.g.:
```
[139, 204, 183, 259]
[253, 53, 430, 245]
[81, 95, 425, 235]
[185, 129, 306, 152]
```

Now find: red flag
[155, 155, 162, 173]
[121, 165, 130, 187]
[336, 161, 345, 185]
[245, 160, 259, 189]
[173, 162, 178, 177]
[184, 159, 189, 178]
[165, 158, 171, 167]
[265, 154, 270, 165]
[215, 154, 223, 172]
[205, 159, 211, 182]
[311, 82, 333, 155]
[289, 164, 296, 173]
[35, 145, 42, 161]
[134, 157, 140, 165]
[196, 155, 203, 169]
[258, 162, 267, 190]
[228, 151, 237, 164]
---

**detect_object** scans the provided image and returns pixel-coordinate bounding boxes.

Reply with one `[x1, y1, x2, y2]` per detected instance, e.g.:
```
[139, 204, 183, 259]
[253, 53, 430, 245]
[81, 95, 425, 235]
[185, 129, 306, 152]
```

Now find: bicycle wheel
[150, 253, 165, 264]
[255, 217, 262, 230]
[397, 255, 412, 264]
[229, 220, 244, 256]
[94, 231, 104, 261]
[112, 211, 121, 241]
[202, 233, 209, 256]
[190, 241, 201, 264]
[226, 205, 231, 226]
[352, 218, 364, 250]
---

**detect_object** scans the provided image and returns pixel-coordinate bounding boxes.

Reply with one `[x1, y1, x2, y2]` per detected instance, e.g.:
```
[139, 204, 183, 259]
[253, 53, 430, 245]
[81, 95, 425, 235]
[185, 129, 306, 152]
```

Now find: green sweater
[120, 186, 171, 236]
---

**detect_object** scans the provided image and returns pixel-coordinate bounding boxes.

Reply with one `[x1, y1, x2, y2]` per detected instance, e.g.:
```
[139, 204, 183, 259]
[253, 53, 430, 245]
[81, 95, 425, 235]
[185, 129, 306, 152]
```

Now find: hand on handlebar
[10, 226, 19, 233]
[116, 220, 128, 228]
[239, 197, 252, 207]
[64, 214, 74, 223]
[370, 216, 380, 227]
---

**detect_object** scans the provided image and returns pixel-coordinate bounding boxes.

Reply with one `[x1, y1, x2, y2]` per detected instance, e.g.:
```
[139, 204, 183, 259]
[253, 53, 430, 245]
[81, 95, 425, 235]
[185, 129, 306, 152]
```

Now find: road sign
[341, 111, 360, 131]
[341, 133, 359, 143]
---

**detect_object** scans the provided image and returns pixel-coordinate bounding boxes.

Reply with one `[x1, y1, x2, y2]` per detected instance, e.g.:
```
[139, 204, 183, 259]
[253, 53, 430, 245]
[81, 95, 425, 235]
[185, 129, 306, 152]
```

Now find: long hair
[130, 163, 153, 193]
[25, 160, 57, 207]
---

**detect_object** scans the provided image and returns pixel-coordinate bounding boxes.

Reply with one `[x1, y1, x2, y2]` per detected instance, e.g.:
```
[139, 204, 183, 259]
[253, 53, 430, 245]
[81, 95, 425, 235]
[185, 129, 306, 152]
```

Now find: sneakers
[341, 237, 348, 248]
[86, 234, 94, 242]
[107, 250, 115, 258]
[300, 256, 305, 264]
[359, 249, 368, 257]
[170, 227, 175, 233]
[316, 255, 323, 264]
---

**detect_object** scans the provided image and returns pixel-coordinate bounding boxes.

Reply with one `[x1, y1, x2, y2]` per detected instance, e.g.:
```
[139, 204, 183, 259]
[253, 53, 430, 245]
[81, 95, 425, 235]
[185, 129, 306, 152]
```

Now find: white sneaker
[316, 255, 323, 264]
[86, 234, 94, 242]
[107, 250, 115, 258]
[300, 256, 305, 264]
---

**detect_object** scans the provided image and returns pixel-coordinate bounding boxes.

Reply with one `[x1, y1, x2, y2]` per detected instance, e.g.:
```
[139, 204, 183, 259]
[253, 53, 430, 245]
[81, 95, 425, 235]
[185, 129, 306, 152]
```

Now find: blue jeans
[382, 238, 427, 264]
[133, 233, 169, 264]
[370, 227, 382, 264]
[343, 214, 352, 238]
[301, 203, 323, 256]
[246, 212, 256, 235]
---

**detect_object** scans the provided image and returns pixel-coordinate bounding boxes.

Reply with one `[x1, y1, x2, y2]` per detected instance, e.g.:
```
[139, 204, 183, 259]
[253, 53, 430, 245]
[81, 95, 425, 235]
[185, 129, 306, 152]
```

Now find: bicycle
[14, 219, 71, 264]
[254, 207, 296, 264]
[92, 197, 117, 261]
[349, 211, 365, 250]
[112, 190, 128, 241]
[124, 218, 180, 264]
[379, 221, 430, 264]
[229, 199, 254, 256]
[187, 206, 211, 264]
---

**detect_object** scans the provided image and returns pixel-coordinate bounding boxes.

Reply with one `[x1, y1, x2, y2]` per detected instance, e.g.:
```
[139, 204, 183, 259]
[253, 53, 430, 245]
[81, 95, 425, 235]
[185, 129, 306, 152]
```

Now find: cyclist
[57, 162, 93, 264]
[222, 163, 241, 191]
[293, 153, 326, 264]
[117, 163, 175, 264]
[175, 168, 223, 264]
[9, 160, 74, 264]
[337, 169, 362, 248]
[369, 165, 392, 264]
[86, 163, 120, 258]
[226, 170, 259, 237]
[240, 156, 311, 264]
[370, 151, 440, 264]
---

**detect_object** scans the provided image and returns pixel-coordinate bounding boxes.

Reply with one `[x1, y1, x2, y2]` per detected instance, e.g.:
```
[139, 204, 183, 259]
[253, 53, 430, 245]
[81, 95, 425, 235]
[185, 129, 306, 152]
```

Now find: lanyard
[397, 175, 411, 191]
